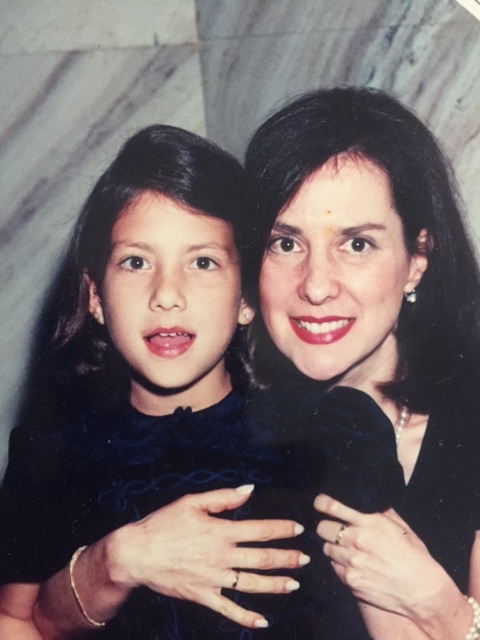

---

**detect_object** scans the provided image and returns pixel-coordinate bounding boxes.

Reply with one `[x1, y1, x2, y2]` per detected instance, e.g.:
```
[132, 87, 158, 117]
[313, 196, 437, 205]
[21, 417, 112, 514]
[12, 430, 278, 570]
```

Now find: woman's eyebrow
[271, 221, 302, 236]
[340, 223, 387, 236]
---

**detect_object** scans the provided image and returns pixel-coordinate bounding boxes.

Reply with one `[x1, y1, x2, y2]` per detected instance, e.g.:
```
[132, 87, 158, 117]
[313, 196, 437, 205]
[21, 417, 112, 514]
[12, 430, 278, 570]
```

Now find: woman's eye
[344, 238, 372, 254]
[269, 237, 300, 254]
[192, 257, 217, 270]
[120, 256, 149, 271]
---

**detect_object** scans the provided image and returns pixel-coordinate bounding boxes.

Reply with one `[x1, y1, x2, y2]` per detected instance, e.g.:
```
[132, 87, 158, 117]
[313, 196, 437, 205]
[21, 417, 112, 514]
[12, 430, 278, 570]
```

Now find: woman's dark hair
[42, 125, 250, 401]
[244, 86, 480, 412]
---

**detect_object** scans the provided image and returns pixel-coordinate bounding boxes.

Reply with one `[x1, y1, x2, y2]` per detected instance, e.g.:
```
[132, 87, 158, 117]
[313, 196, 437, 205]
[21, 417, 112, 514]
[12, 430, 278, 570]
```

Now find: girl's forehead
[111, 191, 237, 254]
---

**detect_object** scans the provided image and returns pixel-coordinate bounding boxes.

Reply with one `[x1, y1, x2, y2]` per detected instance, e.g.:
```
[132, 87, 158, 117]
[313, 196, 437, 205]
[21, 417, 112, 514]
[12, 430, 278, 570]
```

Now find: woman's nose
[149, 271, 186, 311]
[297, 255, 340, 305]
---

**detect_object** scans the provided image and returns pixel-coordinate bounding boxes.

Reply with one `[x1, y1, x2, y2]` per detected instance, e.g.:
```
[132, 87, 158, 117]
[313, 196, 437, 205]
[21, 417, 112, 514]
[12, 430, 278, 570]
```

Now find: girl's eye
[192, 257, 217, 270]
[344, 237, 372, 255]
[268, 237, 301, 255]
[120, 256, 149, 271]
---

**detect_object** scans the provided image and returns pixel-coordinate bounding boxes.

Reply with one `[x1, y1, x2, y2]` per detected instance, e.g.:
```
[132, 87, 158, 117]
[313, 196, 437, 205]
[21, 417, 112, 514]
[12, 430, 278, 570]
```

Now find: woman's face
[259, 155, 428, 390]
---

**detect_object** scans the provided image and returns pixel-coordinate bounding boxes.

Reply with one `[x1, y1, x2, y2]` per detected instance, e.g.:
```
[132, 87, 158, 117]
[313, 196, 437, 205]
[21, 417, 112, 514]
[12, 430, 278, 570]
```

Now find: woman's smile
[290, 316, 354, 344]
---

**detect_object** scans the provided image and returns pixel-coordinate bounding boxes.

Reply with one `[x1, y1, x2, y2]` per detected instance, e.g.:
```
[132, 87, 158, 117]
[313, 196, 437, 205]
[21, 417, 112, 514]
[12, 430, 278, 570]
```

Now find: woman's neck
[331, 333, 400, 419]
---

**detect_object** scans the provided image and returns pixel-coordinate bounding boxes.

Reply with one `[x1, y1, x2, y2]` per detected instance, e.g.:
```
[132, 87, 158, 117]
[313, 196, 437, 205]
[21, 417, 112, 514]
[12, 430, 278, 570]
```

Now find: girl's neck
[129, 366, 233, 417]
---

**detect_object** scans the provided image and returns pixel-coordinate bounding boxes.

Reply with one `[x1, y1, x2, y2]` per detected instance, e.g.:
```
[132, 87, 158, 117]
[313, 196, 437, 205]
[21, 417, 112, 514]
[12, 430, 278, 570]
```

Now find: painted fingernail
[286, 580, 300, 591]
[294, 524, 304, 536]
[299, 554, 311, 566]
[254, 618, 269, 628]
[235, 484, 254, 495]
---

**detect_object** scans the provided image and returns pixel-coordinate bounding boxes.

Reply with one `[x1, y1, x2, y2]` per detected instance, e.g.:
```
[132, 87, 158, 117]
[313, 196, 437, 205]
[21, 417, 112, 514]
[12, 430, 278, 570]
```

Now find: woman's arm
[315, 494, 476, 639]
[35, 485, 307, 639]
[0, 583, 42, 639]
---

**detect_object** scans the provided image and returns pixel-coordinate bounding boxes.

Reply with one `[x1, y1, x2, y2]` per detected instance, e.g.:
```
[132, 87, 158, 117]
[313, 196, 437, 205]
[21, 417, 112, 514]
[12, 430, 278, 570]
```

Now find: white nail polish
[286, 580, 300, 591]
[294, 524, 304, 535]
[254, 619, 269, 628]
[299, 554, 311, 566]
[235, 484, 254, 495]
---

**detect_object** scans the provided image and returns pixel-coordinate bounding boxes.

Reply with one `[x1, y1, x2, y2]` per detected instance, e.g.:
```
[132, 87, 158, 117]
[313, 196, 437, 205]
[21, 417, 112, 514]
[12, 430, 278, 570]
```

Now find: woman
[244, 86, 480, 638]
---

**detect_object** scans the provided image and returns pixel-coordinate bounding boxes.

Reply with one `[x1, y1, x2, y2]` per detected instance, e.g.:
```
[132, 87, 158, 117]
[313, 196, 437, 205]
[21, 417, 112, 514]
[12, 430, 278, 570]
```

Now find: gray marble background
[0, 0, 479, 477]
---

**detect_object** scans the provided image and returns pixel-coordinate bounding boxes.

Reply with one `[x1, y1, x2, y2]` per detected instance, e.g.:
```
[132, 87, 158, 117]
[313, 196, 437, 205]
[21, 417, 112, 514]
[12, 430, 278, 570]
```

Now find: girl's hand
[314, 494, 462, 624]
[98, 485, 307, 629]
[0, 584, 42, 640]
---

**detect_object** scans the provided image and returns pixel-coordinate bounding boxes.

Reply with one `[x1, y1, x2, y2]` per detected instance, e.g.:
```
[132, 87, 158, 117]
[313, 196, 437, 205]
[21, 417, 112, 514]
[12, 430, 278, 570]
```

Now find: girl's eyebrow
[187, 242, 233, 254]
[111, 240, 151, 251]
[111, 240, 234, 254]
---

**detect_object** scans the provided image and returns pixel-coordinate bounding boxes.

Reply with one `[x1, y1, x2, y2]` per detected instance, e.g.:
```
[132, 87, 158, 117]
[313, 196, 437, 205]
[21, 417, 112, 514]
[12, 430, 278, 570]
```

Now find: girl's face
[88, 190, 253, 415]
[259, 155, 428, 393]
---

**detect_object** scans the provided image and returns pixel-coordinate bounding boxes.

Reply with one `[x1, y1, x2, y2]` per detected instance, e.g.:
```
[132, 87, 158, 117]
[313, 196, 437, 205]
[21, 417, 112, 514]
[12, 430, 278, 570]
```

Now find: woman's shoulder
[432, 363, 480, 424]
[249, 380, 392, 442]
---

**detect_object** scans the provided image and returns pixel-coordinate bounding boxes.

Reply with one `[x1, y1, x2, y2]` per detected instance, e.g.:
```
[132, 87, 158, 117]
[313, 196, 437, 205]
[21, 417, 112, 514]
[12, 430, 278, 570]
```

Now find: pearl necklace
[395, 405, 409, 445]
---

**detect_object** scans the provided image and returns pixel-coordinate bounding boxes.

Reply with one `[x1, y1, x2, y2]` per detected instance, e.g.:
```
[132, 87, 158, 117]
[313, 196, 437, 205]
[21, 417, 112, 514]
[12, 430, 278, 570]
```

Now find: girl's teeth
[159, 332, 186, 337]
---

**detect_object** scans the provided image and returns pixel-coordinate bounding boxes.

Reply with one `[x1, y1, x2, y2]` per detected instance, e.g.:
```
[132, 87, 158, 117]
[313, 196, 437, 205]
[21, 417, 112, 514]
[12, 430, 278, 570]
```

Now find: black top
[393, 379, 480, 592]
[1, 379, 478, 638]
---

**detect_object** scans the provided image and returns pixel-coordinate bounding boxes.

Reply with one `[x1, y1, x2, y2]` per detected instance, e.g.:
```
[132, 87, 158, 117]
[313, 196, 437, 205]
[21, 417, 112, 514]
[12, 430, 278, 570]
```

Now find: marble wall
[0, 0, 204, 475]
[198, 0, 480, 225]
[0, 0, 479, 478]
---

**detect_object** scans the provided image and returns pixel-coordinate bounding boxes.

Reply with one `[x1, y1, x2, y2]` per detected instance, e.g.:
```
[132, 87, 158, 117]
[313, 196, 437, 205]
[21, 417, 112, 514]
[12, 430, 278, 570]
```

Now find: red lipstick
[290, 316, 354, 345]
[145, 327, 194, 358]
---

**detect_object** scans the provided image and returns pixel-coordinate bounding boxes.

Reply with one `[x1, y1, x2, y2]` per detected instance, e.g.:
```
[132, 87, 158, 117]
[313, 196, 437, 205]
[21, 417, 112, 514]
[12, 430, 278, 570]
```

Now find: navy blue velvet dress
[0, 382, 406, 639]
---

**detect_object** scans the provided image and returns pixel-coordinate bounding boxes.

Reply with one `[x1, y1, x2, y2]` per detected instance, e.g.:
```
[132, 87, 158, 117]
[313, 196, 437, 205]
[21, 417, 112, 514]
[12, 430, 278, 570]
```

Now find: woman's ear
[85, 272, 105, 325]
[237, 298, 255, 326]
[405, 228, 431, 293]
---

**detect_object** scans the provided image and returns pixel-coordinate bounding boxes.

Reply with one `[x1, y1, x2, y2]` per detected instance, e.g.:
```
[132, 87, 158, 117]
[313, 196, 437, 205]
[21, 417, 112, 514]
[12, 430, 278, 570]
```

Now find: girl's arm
[0, 583, 42, 640]
[315, 494, 477, 640]
[35, 486, 307, 639]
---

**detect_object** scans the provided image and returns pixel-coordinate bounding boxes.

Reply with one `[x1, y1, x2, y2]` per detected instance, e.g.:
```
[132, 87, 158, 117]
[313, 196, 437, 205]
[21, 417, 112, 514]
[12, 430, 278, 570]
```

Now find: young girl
[0, 124, 401, 640]
[0, 125, 312, 639]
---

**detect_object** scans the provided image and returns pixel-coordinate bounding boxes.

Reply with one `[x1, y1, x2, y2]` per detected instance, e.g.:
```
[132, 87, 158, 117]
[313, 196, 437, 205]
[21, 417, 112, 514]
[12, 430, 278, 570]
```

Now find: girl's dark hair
[244, 86, 480, 412]
[43, 125, 250, 402]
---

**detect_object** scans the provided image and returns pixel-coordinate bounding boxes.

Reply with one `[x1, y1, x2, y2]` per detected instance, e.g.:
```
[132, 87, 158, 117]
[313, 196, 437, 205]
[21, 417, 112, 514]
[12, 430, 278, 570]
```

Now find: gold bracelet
[69, 545, 106, 628]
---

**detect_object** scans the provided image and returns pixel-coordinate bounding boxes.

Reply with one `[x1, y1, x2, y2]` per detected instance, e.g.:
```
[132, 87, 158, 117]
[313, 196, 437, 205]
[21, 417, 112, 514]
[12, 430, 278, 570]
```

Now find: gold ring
[334, 523, 347, 545]
[232, 571, 240, 589]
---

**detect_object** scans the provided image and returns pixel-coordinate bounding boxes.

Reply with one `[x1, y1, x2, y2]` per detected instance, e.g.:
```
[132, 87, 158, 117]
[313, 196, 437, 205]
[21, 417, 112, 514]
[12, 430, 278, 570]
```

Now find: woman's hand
[37, 485, 308, 637]
[314, 493, 470, 638]
[105, 484, 307, 627]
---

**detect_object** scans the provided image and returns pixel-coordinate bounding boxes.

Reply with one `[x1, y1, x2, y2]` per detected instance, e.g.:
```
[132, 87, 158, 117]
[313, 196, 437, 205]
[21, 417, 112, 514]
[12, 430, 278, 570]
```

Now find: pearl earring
[404, 289, 417, 304]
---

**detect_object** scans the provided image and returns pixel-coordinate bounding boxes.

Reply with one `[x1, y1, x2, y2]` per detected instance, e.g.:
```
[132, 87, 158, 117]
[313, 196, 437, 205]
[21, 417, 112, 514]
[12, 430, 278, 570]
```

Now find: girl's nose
[297, 255, 340, 305]
[149, 272, 186, 311]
